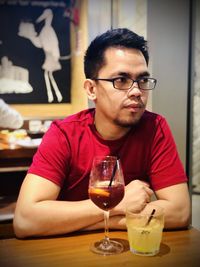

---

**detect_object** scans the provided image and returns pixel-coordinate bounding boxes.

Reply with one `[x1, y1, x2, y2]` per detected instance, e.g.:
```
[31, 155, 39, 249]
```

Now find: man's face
[94, 47, 150, 128]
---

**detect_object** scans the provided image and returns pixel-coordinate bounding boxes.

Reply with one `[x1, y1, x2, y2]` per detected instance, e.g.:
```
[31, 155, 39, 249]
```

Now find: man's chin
[114, 116, 141, 128]
[113, 109, 145, 128]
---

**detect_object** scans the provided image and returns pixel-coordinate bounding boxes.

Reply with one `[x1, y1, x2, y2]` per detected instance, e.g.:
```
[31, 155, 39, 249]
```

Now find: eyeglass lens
[114, 78, 155, 90]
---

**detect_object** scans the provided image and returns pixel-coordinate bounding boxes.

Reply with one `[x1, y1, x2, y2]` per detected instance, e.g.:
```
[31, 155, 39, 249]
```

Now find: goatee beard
[113, 116, 141, 128]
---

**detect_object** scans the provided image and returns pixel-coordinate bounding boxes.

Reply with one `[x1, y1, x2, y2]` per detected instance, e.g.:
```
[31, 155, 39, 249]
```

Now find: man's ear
[84, 79, 97, 100]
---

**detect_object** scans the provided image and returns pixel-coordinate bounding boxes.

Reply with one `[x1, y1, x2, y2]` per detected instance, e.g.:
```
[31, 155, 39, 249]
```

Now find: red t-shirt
[28, 108, 187, 200]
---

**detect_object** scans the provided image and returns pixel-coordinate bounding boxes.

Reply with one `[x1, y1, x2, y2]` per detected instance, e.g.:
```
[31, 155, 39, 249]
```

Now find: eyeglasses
[93, 77, 157, 90]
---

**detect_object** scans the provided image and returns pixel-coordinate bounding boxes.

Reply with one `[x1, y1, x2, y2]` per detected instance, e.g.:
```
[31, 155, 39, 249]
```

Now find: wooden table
[0, 228, 200, 267]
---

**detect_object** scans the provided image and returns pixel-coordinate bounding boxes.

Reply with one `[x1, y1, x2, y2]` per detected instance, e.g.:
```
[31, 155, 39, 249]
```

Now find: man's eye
[115, 77, 128, 83]
[139, 78, 149, 83]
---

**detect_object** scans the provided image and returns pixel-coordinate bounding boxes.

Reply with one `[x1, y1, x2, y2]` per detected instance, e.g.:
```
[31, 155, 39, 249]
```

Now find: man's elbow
[165, 206, 191, 230]
[178, 202, 191, 228]
[180, 207, 191, 228]
[13, 210, 36, 238]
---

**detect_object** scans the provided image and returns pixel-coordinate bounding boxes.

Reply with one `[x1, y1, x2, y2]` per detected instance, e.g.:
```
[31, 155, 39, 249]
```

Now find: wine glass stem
[103, 210, 110, 247]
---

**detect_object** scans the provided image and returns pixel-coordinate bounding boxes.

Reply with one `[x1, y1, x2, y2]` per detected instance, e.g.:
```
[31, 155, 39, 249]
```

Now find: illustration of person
[18, 9, 63, 103]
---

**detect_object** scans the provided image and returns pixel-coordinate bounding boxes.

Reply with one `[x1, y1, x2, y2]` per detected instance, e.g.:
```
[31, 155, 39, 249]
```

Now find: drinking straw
[145, 209, 156, 226]
[108, 159, 118, 187]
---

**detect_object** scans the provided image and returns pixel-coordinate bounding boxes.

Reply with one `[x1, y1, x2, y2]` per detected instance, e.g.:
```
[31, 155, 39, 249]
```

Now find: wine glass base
[90, 239, 124, 255]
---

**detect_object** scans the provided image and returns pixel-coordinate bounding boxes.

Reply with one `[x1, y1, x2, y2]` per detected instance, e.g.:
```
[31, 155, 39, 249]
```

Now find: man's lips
[124, 103, 144, 110]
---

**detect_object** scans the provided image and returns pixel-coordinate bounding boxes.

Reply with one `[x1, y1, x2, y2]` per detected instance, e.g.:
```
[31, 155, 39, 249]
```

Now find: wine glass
[88, 155, 125, 255]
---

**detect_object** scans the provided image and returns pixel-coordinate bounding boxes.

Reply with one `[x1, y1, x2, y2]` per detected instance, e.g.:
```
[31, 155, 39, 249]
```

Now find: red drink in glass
[88, 156, 125, 255]
[89, 182, 124, 211]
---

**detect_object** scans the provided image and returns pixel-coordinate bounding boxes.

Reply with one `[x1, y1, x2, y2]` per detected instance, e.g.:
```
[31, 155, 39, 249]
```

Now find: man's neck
[94, 117, 130, 140]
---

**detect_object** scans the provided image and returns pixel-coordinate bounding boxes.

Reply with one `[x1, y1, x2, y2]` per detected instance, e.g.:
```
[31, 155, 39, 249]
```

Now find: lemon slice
[89, 188, 110, 197]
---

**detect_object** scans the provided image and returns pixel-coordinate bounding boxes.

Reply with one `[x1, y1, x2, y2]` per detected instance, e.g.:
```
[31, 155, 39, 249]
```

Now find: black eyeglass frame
[92, 77, 157, 90]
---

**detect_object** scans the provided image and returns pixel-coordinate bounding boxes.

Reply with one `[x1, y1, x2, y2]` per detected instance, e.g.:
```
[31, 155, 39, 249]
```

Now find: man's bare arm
[13, 174, 104, 238]
[14, 175, 190, 238]
[152, 183, 191, 229]
[83, 183, 191, 231]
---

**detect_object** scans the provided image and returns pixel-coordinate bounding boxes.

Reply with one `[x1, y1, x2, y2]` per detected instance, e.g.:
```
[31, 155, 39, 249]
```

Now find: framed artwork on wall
[0, 0, 72, 104]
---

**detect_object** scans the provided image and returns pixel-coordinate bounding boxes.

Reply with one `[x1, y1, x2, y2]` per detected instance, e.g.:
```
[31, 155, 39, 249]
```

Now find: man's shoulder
[63, 108, 94, 123]
[138, 110, 171, 140]
[141, 110, 165, 125]
[52, 108, 95, 131]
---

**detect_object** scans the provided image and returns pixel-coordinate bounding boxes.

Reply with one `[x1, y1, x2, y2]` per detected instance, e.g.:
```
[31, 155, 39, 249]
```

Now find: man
[13, 28, 190, 238]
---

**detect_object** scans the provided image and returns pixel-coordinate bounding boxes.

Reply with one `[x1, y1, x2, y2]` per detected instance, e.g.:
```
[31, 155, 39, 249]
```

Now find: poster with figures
[0, 0, 71, 104]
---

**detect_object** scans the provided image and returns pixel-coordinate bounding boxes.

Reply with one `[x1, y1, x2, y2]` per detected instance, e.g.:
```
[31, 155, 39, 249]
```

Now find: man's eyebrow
[113, 71, 150, 78]
[137, 71, 150, 78]
[111, 72, 130, 77]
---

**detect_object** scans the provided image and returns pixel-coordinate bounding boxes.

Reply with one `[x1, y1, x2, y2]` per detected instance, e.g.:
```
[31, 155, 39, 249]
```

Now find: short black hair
[84, 28, 149, 79]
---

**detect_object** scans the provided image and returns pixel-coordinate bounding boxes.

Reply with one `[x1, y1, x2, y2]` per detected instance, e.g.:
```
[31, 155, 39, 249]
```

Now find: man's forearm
[14, 199, 104, 238]
[82, 215, 126, 231]
[83, 197, 191, 231]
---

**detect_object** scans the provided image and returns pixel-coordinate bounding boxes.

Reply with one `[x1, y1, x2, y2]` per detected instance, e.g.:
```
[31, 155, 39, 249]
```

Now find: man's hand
[83, 180, 154, 231]
[111, 179, 154, 216]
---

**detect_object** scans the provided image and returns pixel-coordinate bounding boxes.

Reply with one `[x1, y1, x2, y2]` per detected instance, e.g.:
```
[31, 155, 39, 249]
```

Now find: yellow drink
[126, 204, 164, 256]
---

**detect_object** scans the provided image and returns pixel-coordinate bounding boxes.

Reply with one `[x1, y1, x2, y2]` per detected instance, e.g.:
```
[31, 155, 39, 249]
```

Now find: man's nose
[127, 82, 142, 97]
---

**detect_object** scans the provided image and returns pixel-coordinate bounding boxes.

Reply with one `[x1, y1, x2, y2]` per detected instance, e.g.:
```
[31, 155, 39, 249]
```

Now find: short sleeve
[28, 121, 70, 187]
[149, 116, 188, 190]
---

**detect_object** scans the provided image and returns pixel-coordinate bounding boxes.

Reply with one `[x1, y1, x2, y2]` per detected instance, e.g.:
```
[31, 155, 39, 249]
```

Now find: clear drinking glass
[88, 156, 125, 255]
[126, 204, 164, 256]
